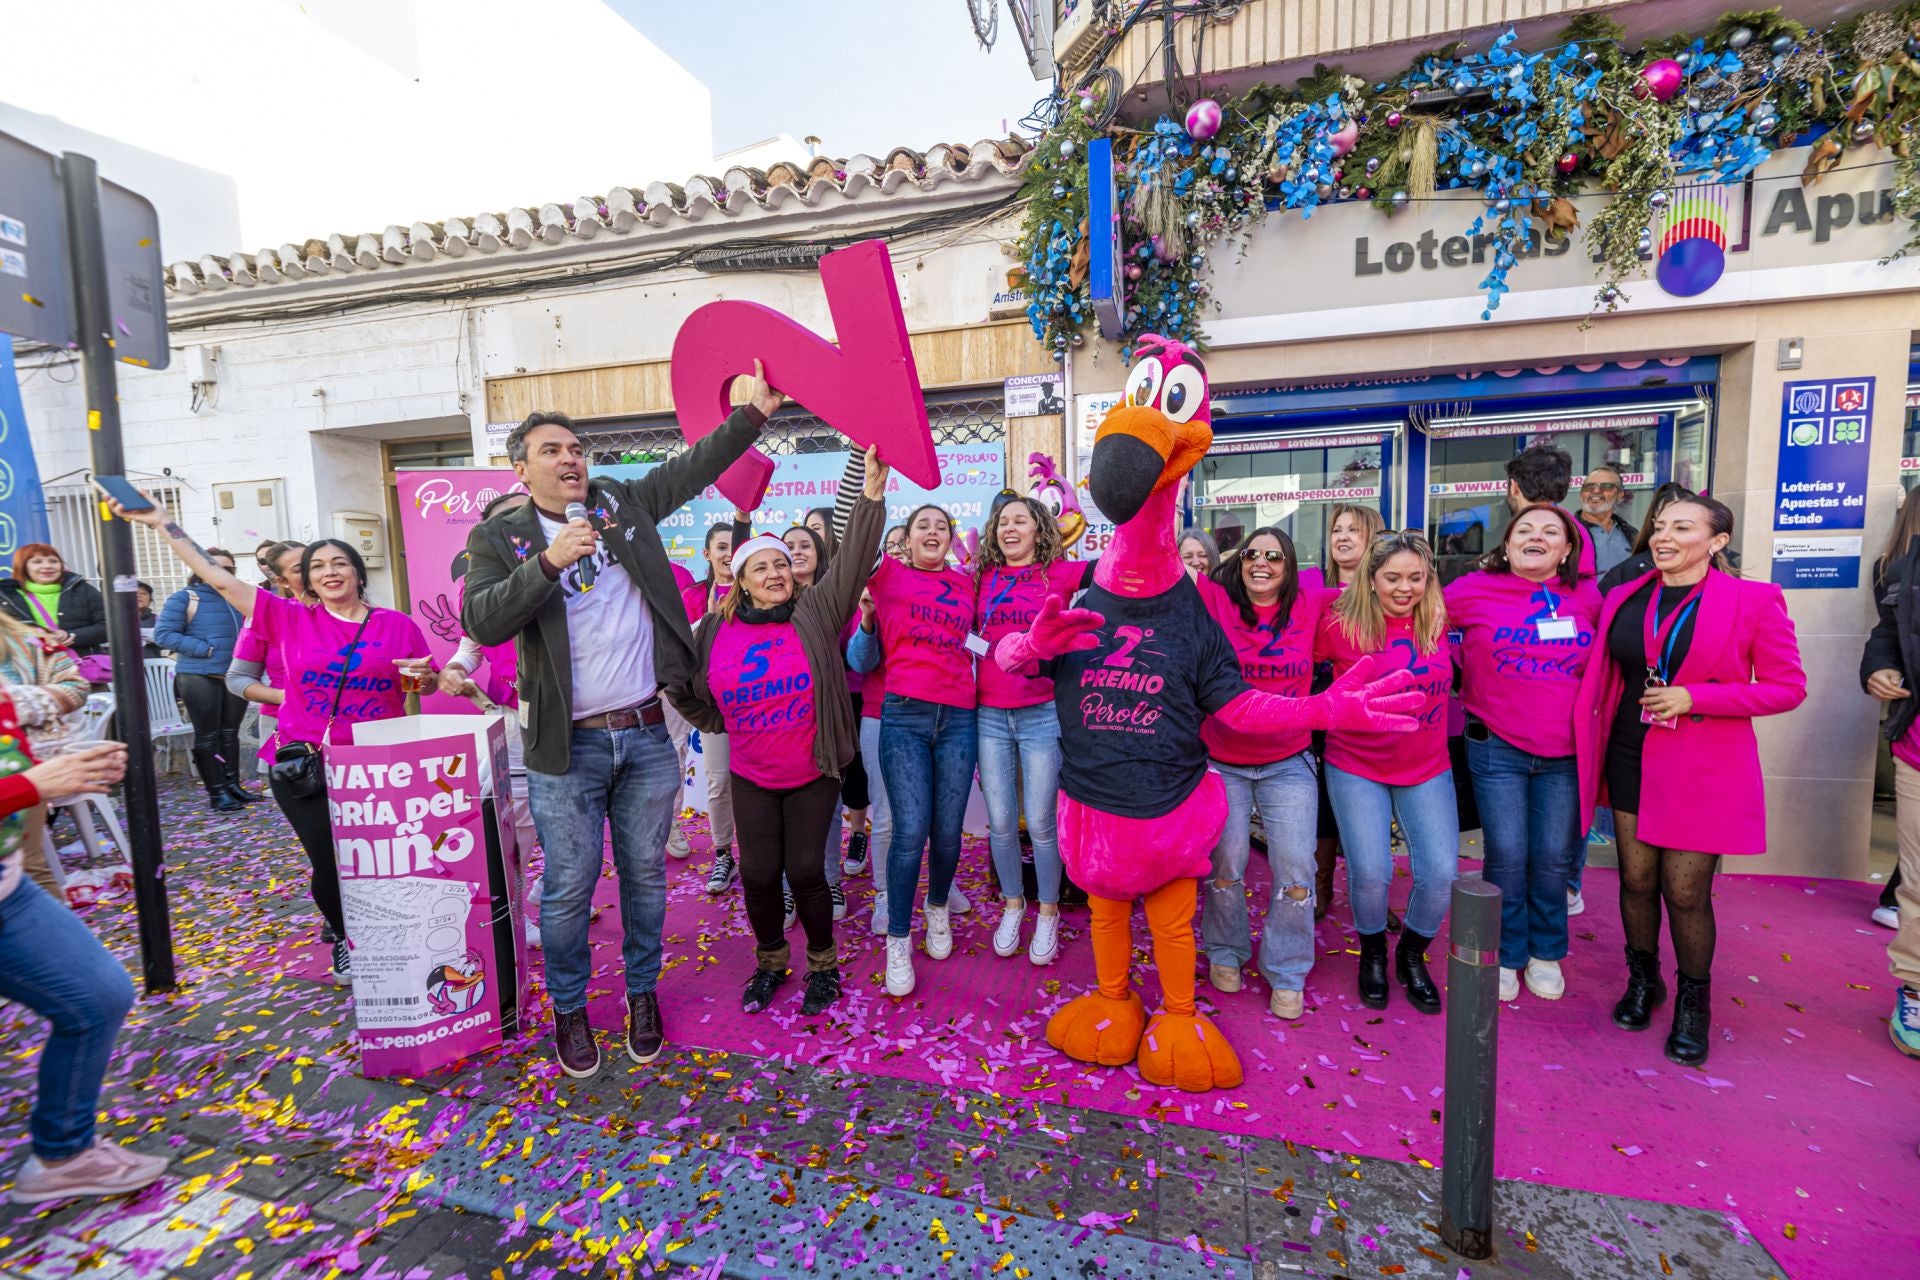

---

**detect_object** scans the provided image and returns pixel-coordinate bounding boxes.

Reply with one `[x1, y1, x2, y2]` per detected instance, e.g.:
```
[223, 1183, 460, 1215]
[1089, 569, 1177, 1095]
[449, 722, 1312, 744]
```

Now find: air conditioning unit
[1053, 0, 1104, 68]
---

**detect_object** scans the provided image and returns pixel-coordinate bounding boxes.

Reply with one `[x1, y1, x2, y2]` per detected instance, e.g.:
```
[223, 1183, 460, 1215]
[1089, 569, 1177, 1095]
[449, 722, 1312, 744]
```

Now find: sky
[605, 0, 1051, 157]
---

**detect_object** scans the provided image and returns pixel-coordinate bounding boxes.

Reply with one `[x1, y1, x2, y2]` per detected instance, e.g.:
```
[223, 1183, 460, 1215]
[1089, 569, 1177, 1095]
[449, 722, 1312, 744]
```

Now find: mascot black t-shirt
[1052, 577, 1249, 819]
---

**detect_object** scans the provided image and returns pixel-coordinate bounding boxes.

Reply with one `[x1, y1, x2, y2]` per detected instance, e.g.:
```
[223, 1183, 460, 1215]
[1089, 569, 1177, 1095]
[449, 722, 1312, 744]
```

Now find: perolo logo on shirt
[1077, 625, 1166, 734]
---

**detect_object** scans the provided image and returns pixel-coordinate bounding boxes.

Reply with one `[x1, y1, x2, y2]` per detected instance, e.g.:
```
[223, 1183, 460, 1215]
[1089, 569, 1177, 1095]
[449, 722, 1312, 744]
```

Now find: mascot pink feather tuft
[997, 335, 1426, 1092]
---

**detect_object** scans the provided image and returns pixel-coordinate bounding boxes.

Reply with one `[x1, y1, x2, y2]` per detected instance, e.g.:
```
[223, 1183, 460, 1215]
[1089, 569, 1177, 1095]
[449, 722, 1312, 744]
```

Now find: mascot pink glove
[1213, 654, 1424, 736]
[995, 594, 1106, 675]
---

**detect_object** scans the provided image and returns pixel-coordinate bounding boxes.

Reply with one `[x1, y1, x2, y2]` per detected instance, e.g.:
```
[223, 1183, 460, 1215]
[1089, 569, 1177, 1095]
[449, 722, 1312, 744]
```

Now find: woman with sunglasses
[1197, 528, 1331, 1019]
[1317, 529, 1456, 1012]
[1446, 505, 1602, 1003]
[1575, 495, 1804, 1065]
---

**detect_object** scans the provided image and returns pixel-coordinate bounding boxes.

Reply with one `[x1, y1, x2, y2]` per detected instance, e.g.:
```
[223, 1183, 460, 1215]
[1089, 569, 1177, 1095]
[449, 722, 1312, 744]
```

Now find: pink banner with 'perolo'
[329, 727, 516, 1078]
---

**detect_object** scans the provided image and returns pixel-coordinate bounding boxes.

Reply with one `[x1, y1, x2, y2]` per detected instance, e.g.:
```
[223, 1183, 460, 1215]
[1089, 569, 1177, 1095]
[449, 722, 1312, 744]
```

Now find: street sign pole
[60, 152, 174, 994]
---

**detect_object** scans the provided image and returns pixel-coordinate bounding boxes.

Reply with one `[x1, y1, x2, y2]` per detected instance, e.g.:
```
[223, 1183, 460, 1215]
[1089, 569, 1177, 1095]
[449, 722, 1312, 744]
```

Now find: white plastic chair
[143, 657, 195, 774]
[41, 692, 133, 892]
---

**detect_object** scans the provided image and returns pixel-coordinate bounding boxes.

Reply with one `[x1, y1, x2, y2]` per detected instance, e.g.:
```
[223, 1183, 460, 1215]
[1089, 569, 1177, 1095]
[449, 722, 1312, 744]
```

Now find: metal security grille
[576, 394, 1007, 466]
[42, 482, 191, 601]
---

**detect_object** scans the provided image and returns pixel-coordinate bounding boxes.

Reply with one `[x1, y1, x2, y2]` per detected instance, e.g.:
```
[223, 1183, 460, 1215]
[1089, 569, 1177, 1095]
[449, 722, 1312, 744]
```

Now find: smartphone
[91, 474, 154, 512]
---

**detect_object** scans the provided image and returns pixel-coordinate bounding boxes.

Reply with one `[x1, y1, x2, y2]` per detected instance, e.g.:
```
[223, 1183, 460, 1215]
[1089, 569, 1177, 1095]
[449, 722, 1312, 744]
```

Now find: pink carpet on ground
[258, 819, 1918, 1278]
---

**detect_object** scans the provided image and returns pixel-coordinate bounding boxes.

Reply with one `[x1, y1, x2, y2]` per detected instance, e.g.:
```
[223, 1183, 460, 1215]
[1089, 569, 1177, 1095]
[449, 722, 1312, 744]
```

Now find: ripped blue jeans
[1201, 753, 1320, 992]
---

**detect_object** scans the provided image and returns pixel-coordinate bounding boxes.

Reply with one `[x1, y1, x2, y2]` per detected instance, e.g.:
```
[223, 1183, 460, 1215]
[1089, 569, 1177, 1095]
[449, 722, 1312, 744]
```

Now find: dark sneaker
[321, 923, 338, 944]
[705, 849, 736, 895]
[829, 882, 847, 920]
[800, 969, 841, 1016]
[842, 831, 870, 877]
[742, 968, 787, 1014]
[330, 939, 351, 985]
[626, 992, 664, 1065]
[553, 1009, 599, 1078]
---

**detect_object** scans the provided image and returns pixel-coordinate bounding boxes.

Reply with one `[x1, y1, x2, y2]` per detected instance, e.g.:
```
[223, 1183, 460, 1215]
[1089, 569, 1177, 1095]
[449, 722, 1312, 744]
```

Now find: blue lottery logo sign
[1774, 378, 1872, 531]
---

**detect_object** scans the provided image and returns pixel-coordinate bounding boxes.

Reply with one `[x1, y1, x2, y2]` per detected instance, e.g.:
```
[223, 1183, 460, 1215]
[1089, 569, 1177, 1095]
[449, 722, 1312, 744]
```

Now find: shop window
[1425, 399, 1711, 582]
[1904, 387, 1920, 493]
[1190, 429, 1392, 569]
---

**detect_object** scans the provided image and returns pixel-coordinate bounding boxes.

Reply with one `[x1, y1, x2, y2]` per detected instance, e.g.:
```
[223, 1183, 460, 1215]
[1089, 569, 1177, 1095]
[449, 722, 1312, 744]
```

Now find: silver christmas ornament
[1059, 139, 1076, 157]
[1649, 190, 1670, 210]
[1852, 120, 1877, 144]
[1771, 34, 1794, 55]
[1728, 27, 1753, 50]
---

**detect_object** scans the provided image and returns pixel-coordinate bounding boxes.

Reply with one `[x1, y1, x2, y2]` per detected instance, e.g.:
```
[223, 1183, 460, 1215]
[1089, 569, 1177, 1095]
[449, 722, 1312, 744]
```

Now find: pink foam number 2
[669, 239, 941, 510]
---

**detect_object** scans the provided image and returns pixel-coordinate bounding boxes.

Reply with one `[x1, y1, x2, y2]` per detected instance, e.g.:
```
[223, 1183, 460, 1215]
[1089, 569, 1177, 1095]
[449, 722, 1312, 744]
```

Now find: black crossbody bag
[269, 611, 372, 799]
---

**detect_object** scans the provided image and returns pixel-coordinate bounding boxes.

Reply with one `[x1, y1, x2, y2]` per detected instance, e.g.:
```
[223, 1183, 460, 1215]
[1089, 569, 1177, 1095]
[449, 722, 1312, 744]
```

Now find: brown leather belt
[574, 697, 664, 730]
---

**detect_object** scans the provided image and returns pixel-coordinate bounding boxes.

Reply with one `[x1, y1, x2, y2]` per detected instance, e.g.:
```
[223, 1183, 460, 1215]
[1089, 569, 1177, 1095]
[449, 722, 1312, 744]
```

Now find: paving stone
[0, 1231, 135, 1280]
[1602, 1191, 1786, 1279]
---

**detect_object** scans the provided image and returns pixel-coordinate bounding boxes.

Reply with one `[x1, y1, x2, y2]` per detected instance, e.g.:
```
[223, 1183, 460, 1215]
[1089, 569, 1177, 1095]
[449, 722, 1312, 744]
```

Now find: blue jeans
[1325, 763, 1460, 938]
[861, 716, 891, 868]
[976, 703, 1063, 905]
[881, 694, 977, 937]
[1467, 733, 1580, 969]
[0, 877, 135, 1159]
[526, 723, 679, 1012]
[1204, 754, 1319, 991]
[1573, 805, 1614, 893]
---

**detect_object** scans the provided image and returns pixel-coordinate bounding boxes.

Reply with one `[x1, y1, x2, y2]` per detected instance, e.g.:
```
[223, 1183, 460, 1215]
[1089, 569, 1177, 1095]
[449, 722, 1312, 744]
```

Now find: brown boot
[1313, 840, 1336, 922]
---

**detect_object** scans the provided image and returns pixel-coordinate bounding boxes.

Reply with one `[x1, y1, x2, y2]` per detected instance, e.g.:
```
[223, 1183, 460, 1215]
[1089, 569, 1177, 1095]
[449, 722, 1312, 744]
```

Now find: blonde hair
[1327, 503, 1386, 586]
[0, 611, 41, 667]
[1333, 529, 1446, 655]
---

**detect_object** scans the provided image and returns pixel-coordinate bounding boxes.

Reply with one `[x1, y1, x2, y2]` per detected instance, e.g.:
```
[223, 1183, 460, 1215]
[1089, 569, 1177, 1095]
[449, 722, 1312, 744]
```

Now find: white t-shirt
[537, 509, 657, 719]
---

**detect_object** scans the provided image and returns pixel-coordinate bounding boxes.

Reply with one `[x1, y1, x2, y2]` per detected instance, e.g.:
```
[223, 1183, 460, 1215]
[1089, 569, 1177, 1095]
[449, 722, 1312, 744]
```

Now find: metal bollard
[1439, 877, 1502, 1260]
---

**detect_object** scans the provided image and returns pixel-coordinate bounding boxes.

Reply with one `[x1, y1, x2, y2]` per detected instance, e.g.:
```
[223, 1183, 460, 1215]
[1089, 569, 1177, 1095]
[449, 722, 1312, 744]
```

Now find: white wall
[0, 0, 714, 259]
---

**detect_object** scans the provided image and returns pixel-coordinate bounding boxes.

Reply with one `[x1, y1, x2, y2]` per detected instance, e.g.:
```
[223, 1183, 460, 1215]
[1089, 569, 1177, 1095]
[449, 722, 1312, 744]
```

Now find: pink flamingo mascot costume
[997, 336, 1423, 1092]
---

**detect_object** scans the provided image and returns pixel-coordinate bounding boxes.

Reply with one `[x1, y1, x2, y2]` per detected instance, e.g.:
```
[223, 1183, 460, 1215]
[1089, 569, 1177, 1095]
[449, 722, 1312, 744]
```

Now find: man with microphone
[463, 362, 786, 1077]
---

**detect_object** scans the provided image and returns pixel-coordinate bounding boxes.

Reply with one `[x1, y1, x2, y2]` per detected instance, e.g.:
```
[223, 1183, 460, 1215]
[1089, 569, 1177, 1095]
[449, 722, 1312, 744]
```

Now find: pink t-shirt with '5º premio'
[708, 617, 819, 790]
[251, 592, 429, 748]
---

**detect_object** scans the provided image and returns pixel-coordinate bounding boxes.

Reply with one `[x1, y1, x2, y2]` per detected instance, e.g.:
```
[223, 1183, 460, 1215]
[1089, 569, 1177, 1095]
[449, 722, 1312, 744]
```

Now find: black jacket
[0, 571, 108, 655]
[1863, 542, 1920, 747]
[461, 405, 766, 775]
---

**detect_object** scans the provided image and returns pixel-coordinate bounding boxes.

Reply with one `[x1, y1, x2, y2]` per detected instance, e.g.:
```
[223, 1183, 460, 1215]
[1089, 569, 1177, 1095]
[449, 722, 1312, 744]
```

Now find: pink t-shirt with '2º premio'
[1444, 570, 1602, 759]
[867, 555, 976, 709]
[1314, 610, 1454, 787]
[707, 617, 819, 790]
[250, 591, 430, 748]
[976, 559, 1089, 709]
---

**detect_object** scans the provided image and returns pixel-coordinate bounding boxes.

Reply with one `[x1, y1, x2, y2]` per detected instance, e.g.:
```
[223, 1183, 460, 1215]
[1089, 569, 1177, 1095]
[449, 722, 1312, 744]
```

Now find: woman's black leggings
[269, 771, 345, 938]
[176, 673, 245, 753]
[733, 773, 841, 971]
[841, 693, 870, 810]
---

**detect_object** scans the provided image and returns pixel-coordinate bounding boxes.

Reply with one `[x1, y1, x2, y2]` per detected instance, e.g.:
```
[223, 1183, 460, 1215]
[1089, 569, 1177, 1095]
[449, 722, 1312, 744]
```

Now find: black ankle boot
[1612, 946, 1667, 1031]
[218, 731, 263, 802]
[1665, 972, 1712, 1066]
[1357, 930, 1389, 1009]
[194, 748, 245, 812]
[1395, 929, 1442, 1014]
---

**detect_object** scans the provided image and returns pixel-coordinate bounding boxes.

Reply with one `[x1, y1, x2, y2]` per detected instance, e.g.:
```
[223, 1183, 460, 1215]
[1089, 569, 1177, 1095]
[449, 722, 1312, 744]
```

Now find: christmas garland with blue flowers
[1016, 6, 1920, 358]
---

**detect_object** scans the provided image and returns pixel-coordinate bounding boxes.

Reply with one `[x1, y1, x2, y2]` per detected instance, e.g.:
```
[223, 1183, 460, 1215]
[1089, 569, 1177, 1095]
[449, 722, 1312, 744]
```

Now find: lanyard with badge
[1639, 582, 1703, 728]
[1534, 587, 1578, 642]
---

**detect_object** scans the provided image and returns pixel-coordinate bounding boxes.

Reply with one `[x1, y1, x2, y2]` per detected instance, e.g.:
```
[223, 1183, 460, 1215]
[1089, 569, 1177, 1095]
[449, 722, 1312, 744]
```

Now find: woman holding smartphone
[1575, 495, 1805, 1065]
[106, 487, 432, 984]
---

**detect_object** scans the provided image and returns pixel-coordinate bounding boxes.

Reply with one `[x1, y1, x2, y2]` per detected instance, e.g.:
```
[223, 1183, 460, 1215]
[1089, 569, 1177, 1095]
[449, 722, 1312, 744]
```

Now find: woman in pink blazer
[1574, 495, 1805, 1067]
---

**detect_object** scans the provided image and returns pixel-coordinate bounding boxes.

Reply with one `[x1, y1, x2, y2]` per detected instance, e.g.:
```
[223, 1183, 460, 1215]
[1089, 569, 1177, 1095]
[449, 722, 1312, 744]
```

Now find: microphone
[564, 502, 596, 589]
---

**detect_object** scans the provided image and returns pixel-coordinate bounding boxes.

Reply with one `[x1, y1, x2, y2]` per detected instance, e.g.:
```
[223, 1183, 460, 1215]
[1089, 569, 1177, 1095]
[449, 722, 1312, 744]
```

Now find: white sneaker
[10, 1140, 170, 1204]
[885, 935, 916, 997]
[1499, 967, 1520, 1002]
[947, 885, 972, 915]
[1873, 905, 1900, 929]
[992, 902, 1025, 958]
[924, 904, 953, 960]
[526, 921, 543, 949]
[870, 892, 889, 937]
[1028, 912, 1061, 966]
[1566, 889, 1585, 916]
[666, 824, 691, 860]
[1524, 958, 1565, 1000]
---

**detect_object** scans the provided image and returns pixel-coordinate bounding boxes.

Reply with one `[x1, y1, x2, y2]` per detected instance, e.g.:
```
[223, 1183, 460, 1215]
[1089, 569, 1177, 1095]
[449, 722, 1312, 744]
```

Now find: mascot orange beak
[1088, 405, 1213, 525]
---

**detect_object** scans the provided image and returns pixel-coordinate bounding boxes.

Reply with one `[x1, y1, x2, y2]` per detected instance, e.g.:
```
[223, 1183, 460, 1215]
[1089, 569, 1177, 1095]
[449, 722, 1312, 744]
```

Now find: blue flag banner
[0, 344, 51, 566]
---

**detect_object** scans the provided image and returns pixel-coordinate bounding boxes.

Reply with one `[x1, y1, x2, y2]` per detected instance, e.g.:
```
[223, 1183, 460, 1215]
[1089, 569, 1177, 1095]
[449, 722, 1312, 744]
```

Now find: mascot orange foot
[1047, 880, 1242, 1091]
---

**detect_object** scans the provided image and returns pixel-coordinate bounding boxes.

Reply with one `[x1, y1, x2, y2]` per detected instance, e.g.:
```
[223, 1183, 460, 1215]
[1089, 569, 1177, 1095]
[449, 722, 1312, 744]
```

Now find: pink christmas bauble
[1185, 98, 1223, 140]
[1638, 59, 1684, 102]
[1151, 234, 1177, 263]
[1327, 119, 1360, 157]
[1125, 262, 1143, 281]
